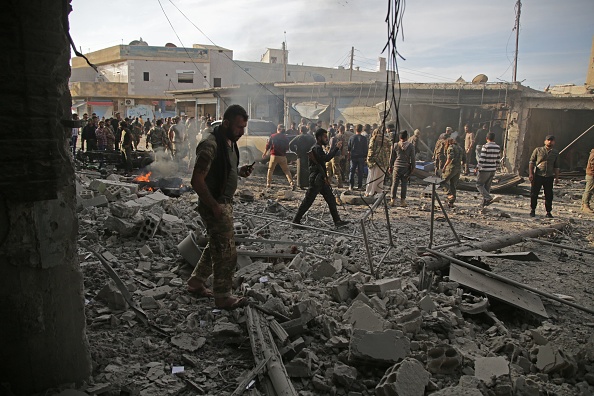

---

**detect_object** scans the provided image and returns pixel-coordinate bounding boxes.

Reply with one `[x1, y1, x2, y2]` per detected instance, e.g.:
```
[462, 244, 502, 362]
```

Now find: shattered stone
[140, 285, 172, 300]
[171, 333, 206, 352]
[213, 322, 243, 337]
[104, 215, 140, 237]
[82, 194, 109, 209]
[513, 376, 540, 396]
[427, 344, 463, 374]
[330, 280, 351, 303]
[140, 296, 159, 310]
[474, 356, 510, 385]
[430, 387, 483, 396]
[285, 356, 312, 378]
[139, 244, 153, 258]
[343, 300, 387, 331]
[375, 358, 430, 396]
[109, 201, 140, 218]
[332, 363, 358, 388]
[311, 260, 338, 280]
[96, 280, 127, 311]
[369, 296, 387, 316]
[419, 294, 436, 312]
[363, 278, 401, 297]
[535, 343, 575, 375]
[393, 307, 422, 334]
[293, 299, 319, 324]
[281, 318, 308, 337]
[349, 328, 410, 365]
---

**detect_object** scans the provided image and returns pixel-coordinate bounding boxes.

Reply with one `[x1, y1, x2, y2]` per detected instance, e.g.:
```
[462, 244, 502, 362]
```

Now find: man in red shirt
[263, 124, 294, 190]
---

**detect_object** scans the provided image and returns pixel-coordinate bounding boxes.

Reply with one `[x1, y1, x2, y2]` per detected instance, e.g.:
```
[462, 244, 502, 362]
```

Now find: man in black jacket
[292, 129, 349, 228]
[289, 126, 316, 189]
[347, 124, 368, 190]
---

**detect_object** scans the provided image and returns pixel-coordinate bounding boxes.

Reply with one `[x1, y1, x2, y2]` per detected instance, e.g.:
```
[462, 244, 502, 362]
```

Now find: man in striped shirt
[475, 132, 501, 206]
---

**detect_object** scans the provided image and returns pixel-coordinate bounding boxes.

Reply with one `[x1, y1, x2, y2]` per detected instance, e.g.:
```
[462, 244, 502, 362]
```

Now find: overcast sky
[69, 0, 593, 90]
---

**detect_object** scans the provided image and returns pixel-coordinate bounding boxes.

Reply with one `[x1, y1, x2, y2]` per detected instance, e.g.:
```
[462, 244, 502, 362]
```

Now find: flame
[134, 171, 152, 182]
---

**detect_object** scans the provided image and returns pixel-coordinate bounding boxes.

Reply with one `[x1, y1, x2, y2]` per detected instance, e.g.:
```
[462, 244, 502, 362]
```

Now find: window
[178, 72, 194, 83]
[143, 72, 149, 81]
[270, 57, 277, 63]
[213, 78, 222, 87]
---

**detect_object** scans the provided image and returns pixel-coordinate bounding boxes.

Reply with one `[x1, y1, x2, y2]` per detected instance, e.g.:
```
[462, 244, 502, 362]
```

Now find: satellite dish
[165, 43, 177, 48]
[472, 74, 488, 84]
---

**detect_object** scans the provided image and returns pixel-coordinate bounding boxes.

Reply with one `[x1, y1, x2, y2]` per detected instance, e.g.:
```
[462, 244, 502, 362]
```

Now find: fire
[134, 171, 152, 182]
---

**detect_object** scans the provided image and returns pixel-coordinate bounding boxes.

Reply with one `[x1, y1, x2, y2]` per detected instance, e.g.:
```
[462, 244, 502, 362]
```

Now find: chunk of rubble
[82, 195, 109, 208]
[96, 280, 127, 310]
[363, 278, 401, 297]
[109, 201, 140, 218]
[349, 328, 410, 365]
[332, 363, 358, 388]
[104, 216, 140, 237]
[474, 356, 510, 385]
[311, 260, 339, 280]
[427, 344, 463, 374]
[375, 358, 430, 396]
[171, 333, 206, 352]
[535, 344, 575, 375]
[393, 307, 422, 334]
[343, 300, 387, 331]
[213, 322, 243, 337]
[419, 294, 436, 312]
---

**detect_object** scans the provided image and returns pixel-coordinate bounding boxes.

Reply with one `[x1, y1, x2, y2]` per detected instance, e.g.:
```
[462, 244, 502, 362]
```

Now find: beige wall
[586, 35, 594, 87]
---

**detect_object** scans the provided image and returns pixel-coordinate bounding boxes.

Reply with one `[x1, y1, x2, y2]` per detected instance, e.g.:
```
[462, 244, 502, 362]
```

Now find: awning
[335, 106, 381, 125]
[87, 101, 113, 106]
[71, 101, 86, 109]
[292, 101, 329, 120]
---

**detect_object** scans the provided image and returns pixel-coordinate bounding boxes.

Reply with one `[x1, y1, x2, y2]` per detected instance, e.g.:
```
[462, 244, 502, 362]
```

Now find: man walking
[441, 138, 463, 207]
[433, 127, 452, 175]
[529, 135, 560, 218]
[347, 124, 368, 190]
[581, 147, 594, 214]
[187, 105, 254, 310]
[289, 125, 316, 189]
[475, 132, 501, 207]
[463, 124, 475, 175]
[388, 130, 415, 207]
[263, 124, 294, 190]
[146, 119, 171, 157]
[328, 126, 346, 188]
[365, 126, 391, 197]
[292, 129, 349, 228]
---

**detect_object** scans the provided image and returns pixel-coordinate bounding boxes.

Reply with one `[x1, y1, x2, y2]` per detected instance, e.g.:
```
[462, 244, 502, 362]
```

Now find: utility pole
[349, 46, 354, 81]
[512, 0, 521, 82]
[282, 41, 287, 82]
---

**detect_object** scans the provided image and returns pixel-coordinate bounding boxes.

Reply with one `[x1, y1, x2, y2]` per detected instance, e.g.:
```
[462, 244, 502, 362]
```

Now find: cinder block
[79, 190, 94, 200]
[90, 179, 138, 194]
[427, 344, 462, 374]
[363, 278, 401, 297]
[233, 222, 250, 238]
[104, 185, 127, 202]
[138, 213, 161, 240]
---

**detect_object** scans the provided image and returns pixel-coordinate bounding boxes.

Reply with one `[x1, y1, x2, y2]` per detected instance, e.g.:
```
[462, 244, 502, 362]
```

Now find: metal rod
[238, 251, 296, 259]
[235, 210, 364, 240]
[304, 251, 327, 261]
[383, 194, 395, 247]
[360, 218, 374, 277]
[559, 124, 594, 155]
[432, 241, 462, 250]
[362, 192, 386, 221]
[376, 245, 393, 269]
[252, 220, 274, 235]
[235, 237, 308, 247]
[429, 183, 436, 248]
[524, 238, 594, 256]
[434, 193, 461, 242]
[425, 248, 594, 315]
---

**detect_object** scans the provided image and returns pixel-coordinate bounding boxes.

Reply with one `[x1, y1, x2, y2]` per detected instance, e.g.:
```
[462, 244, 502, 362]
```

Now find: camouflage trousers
[190, 203, 236, 298]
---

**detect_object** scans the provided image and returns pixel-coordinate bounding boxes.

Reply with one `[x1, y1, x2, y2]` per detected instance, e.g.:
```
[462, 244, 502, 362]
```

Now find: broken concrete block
[104, 215, 140, 237]
[311, 260, 338, 280]
[343, 300, 387, 331]
[369, 296, 387, 316]
[96, 280, 127, 311]
[330, 280, 351, 303]
[90, 179, 139, 194]
[82, 194, 109, 208]
[294, 299, 318, 324]
[419, 294, 436, 312]
[312, 374, 332, 392]
[288, 254, 309, 274]
[530, 330, 549, 346]
[279, 337, 306, 360]
[513, 376, 540, 396]
[375, 358, 430, 396]
[429, 387, 482, 396]
[349, 329, 410, 365]
[281, 318, 308, 337]
[140, 296, 159, 310]
[171, 333, 206, 352]
[353, 292, 372, 306]
[535, 344, 574, 375]
[138, 213, 161, 240]
[332, 363, 358, 388]
[140, 285, 172, 300]
[109, 201, 140, 218]
[139, 244, 153, 259]
[285, 356, 312, 378]
[475, 356, 510, 385]
[393, 307, 422, 334]
[427, 344, 463, 374]
[363, 278, 401, 297]
[104, 185, 127, 202]
[213, 322, 242, 337]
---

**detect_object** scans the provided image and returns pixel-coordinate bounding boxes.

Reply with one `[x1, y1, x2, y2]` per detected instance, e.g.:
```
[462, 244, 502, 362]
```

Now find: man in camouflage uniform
[365, 126, 392, 197]
[146, 119, 171, 159]
[328, 125, 347, 188]
[433, 127, 452, 175]
[187, 105, 253, 310]
[441, 138, 463, 207]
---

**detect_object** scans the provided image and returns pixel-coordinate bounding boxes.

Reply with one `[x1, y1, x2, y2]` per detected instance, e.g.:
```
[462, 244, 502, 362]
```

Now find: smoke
[144, 149, 192, 179]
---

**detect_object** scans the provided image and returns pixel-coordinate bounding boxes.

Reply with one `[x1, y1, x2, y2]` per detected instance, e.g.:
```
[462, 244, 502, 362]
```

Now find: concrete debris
[376, 358, 430, 396]
[349, 328, 410, 364]
[343, 300, 387, 331]
[72, 170, 593, 396]
[82, 194, 109, 208]
[474, 356, 510, 385]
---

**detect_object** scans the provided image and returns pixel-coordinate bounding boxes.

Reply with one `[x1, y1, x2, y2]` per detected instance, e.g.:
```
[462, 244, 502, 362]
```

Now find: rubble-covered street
[49, 164, 594, 396]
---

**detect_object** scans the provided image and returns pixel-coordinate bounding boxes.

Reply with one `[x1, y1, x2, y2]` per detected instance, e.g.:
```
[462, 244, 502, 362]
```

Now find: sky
[69, 0, 594, 90]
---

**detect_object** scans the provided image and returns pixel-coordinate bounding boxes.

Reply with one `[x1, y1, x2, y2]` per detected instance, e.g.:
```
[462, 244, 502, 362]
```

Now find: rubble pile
[54, 172, 594, 396]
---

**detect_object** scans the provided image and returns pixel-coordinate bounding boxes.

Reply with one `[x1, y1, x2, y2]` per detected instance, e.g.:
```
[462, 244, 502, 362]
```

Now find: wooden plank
[449, 264, 549, 318]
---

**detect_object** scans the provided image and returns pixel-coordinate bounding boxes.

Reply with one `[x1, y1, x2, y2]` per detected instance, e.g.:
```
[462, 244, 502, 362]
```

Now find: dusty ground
[42, 162, 594, 396]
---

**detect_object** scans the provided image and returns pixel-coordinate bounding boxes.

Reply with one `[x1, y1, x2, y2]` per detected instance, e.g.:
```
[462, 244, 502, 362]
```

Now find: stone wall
[0, 0, 91, 394]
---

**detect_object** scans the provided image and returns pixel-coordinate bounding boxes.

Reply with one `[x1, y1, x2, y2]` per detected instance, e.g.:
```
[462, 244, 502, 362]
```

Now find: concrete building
[70, 42, 385, 119]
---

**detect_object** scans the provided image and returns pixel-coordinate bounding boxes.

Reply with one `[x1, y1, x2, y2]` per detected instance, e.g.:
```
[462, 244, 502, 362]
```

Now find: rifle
[308, 149, 330, 186]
